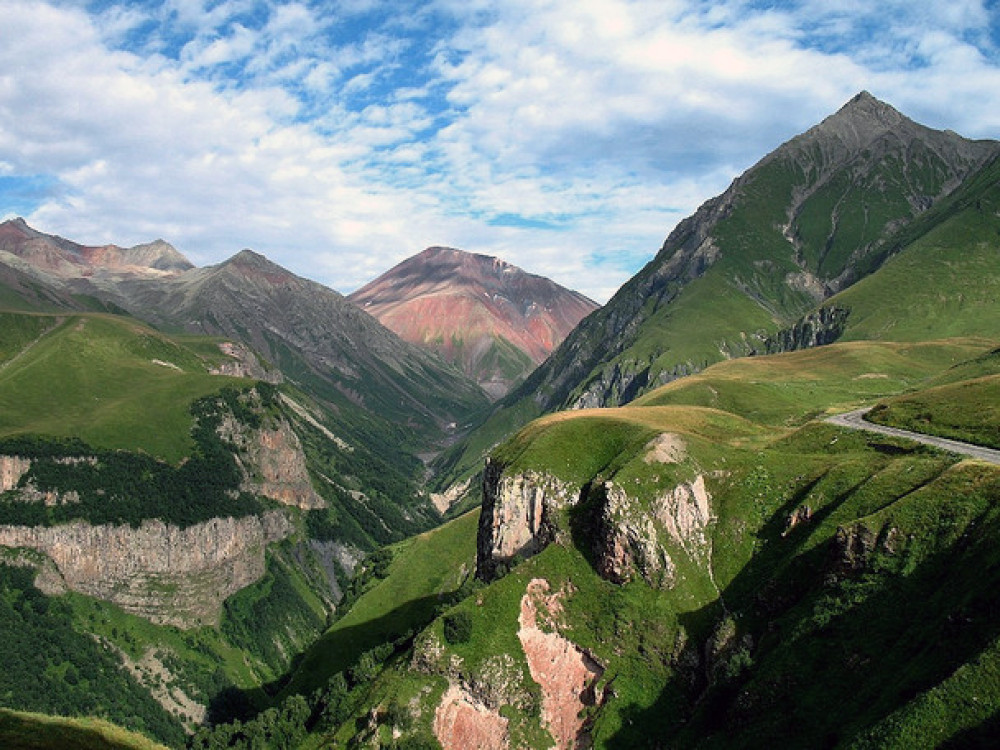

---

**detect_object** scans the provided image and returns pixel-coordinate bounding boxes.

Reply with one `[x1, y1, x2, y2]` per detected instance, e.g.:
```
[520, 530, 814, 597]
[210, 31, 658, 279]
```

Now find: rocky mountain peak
[772, 91, 997, 177]
[349, 246, 599, 398]
[214, 248, 298, 286]
[0, 218, 194, 280]
[123, 239, 192, 273]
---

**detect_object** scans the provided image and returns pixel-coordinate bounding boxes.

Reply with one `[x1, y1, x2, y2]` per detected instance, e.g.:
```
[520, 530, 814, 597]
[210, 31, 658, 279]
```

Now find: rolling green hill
[0, 312, 239, 462]
[0, 708, 168, 750]
[279, 338, 1000, 748]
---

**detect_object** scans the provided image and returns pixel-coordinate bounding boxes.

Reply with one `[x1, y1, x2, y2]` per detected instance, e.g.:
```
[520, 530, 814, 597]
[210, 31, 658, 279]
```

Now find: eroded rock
[518, 578, 604, 750]
[433, 683, 510, 750]
[477, 459, 578, 581]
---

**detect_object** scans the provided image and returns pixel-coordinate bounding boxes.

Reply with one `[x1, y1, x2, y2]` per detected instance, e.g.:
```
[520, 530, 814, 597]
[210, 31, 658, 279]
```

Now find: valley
[0, 92, 999, 749]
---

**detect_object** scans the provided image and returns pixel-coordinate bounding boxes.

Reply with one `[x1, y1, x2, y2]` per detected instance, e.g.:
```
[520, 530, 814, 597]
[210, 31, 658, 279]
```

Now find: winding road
[825, 408, 1000, 466]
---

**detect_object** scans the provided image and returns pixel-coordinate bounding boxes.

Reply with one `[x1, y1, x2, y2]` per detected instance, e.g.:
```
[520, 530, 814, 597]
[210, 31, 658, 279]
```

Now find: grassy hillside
[833, 156, 1000, 343]
[0, 312, 239, 463]
[0, 708, 167, 750]
[284, 338, 1000, 748]
[284, 509, 480, 698]
[634, 338, 994, 426]
[431, 103, 1000, 493]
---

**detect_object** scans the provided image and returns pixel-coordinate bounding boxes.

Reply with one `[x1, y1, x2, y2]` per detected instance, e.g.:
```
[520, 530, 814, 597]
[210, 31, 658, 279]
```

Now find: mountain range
[349, 246, 598, 398]
[1, 91, 999, 750]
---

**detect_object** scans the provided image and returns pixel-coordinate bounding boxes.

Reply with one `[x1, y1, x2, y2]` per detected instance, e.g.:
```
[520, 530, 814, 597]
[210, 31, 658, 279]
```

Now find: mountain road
[825, 408, 1000, 466]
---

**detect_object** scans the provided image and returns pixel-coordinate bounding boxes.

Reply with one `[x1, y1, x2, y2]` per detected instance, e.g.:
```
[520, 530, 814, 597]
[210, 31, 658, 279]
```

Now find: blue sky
[1, 0, 999, 302]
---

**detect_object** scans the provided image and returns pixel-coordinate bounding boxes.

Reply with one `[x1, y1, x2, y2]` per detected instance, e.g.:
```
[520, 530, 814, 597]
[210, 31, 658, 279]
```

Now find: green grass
[301, 335, 1000, 748]
[868, 374, 1000, 449]
[283, 509, 481, 698]
[833, 160, 1000, 343]
[0, 312, 245, 462]
[0, 708, 168, 750]
[634, 338, 997, 426]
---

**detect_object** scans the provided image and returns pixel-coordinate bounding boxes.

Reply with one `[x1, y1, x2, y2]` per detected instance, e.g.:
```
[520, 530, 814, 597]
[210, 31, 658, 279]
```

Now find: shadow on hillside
[941, 710, 1000, 749]
[600, 470, 1000, 749]
[208, 593, 446, 724]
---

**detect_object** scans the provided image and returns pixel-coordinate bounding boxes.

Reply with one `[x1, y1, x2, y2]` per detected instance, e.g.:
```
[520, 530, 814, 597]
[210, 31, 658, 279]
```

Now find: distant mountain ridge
[0, 218, 490, 497]
[0, 216, 192, 280]
[349, 246, 599, 398]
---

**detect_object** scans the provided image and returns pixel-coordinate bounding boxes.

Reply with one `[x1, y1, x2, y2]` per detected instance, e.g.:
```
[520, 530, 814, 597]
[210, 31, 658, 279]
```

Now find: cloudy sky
[1, 1, 998, 302]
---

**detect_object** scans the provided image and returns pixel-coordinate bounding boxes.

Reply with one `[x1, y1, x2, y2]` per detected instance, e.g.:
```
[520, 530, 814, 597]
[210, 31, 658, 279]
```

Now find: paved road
[825, 408, 1000, 466]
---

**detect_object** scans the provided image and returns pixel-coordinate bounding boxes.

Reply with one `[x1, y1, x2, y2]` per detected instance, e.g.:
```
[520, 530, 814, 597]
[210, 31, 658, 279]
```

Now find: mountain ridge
[432, 91, 1000, 489]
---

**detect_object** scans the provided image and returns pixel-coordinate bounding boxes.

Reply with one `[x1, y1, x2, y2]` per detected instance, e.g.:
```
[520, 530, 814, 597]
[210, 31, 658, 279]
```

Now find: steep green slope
[283, 509, 480, 698]
[0, 708, 168, 750]
[282, 339, 1000, 748]
[0, 312, 239, 463]
[832, 154, 1000, 342]
[431, 93, 1000, 491]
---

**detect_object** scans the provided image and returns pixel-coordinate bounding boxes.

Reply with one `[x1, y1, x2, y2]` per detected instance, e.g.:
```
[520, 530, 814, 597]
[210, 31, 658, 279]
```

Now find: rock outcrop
[209, 341, 283, 383]
[596, 475, 714, 587]
[0, 510, 292, 627]
[0, 456, 31, 491]
[518, 578, 604, 749]
[219, 408, 326, 511]
[476, 459, 579, 581]
[755, 306, 850, 355]
[479, 455, 715, 591]
[594, 481, 674, 587]
[433, 683, 511, 750]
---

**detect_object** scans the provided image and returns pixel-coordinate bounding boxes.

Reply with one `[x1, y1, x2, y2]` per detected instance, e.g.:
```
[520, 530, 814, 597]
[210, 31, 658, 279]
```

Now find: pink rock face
[433, 684, 510, 750]
[518, 578, 604, 750]
[349, 246, 598, 396]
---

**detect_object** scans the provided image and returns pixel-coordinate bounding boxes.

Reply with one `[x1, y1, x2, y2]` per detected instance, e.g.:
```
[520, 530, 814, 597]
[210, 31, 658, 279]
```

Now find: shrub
[443, 610, 473, 645]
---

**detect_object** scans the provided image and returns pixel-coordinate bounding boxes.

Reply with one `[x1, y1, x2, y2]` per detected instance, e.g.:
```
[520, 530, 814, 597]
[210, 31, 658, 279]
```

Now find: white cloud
[0, 0, 998, 304]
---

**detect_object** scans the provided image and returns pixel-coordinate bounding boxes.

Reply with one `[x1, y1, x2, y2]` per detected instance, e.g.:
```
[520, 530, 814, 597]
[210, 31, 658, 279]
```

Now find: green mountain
[280, 338, 1000, 749]
[4, 90, 1000, 750]
[433, 92, 1000, 491]
[0, 306, 470, 747]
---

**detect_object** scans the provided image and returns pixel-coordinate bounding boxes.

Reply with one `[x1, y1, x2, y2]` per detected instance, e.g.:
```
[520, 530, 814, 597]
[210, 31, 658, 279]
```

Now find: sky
[1, 1, 999, 303]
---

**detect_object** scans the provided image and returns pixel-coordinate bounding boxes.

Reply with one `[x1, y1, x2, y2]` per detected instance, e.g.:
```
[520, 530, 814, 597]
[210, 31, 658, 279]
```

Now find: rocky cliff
[0, 510, 292, 628]
[218, 397, 326, 511]
[477, 457, 715, 589]
[476, 459, 579, 581]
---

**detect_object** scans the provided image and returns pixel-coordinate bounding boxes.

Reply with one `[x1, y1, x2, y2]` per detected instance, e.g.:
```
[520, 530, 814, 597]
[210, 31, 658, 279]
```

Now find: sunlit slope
[0, 312, 240, 462]
[832, 154, 1000, 342]
[634, 338, 996, 425]
[430, 97, 1000, 492]
[283, 509, 480, 699]
[0, 709, 167, 750]
[866, 348, 1000, 450]
[296, 338, 1000, 748]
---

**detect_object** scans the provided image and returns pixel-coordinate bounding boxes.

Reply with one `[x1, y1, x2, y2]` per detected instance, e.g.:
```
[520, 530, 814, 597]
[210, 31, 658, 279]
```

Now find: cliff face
[0, 510, 292, 628]
[220, 409, 326, 510]
[477, 459, 715, 589]
[476, 459, 580, 581]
